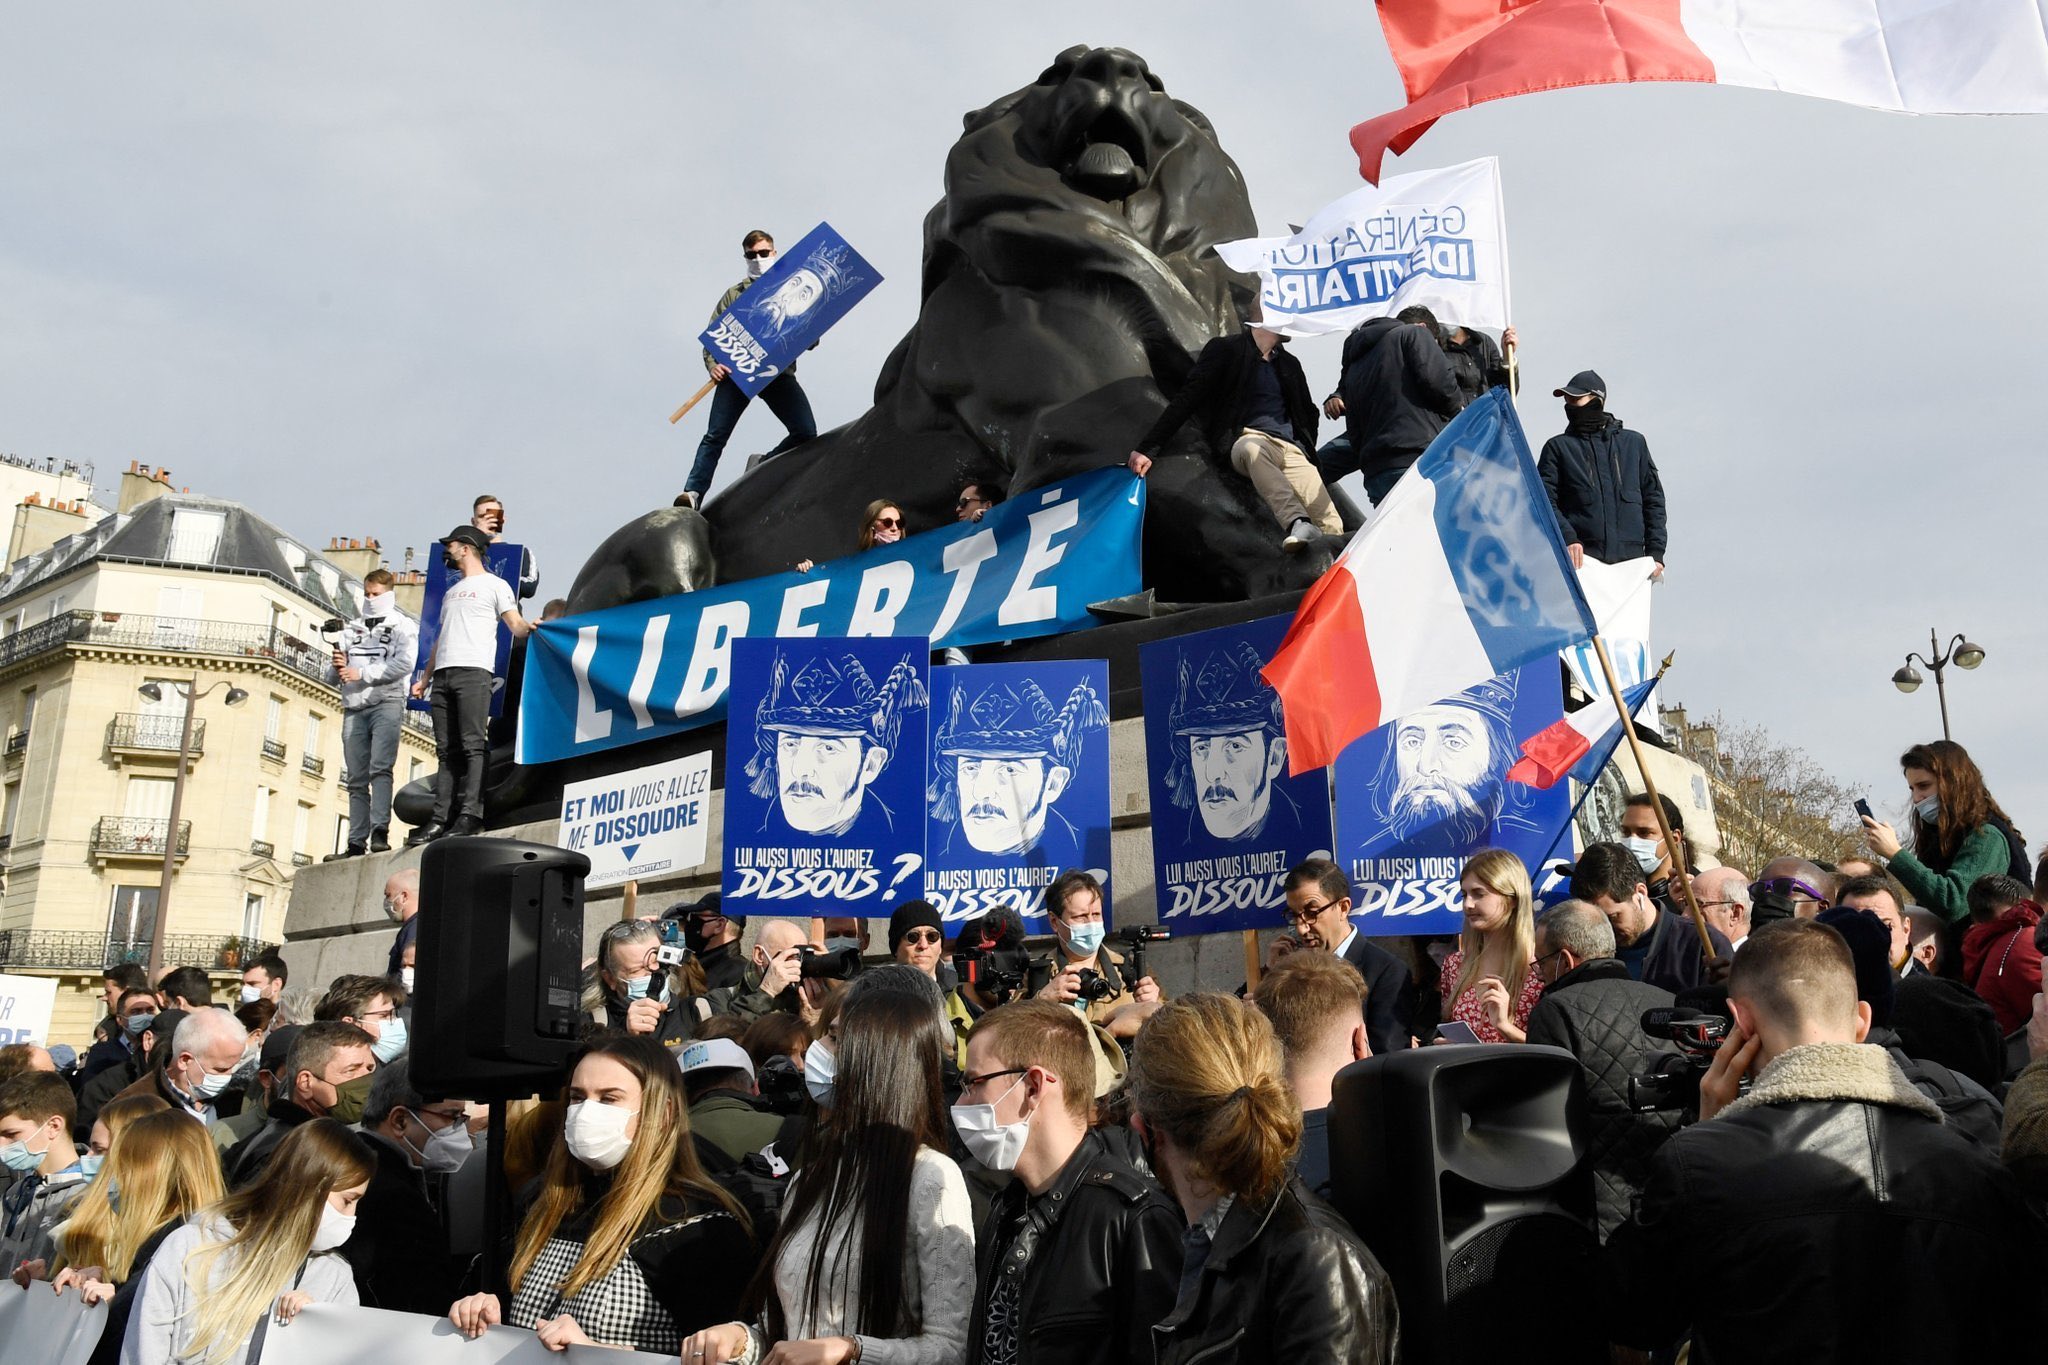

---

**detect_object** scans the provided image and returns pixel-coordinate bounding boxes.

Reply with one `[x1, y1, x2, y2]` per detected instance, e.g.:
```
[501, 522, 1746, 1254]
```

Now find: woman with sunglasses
[887, 901, 973, 1068]
[796, 500, 905, 574]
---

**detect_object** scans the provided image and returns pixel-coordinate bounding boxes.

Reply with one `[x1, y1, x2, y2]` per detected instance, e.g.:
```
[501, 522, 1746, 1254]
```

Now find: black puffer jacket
[966, 1132, 1182, 1365]
[1536, 412, 1666, 563]
[1606, 1042, 2046, 1362]
[1135, 331, 1319, 459]
[1152, 1178, 1399, 1365]
[1523, 958, 1680, 1239]
[1335, 318, 1463, 470]
[1442, 327, 1510, 404]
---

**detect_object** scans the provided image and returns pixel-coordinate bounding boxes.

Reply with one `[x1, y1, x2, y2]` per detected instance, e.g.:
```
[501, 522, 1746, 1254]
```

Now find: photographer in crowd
[1128, 994, 1398, 1365]
[961, 1000, 1183, 1365]
[449, 1036, 753, 1352]
[587, 919, 698, 1046]
[1036, 871, 1162, 1043]
[1605, 918, 2043, 1359]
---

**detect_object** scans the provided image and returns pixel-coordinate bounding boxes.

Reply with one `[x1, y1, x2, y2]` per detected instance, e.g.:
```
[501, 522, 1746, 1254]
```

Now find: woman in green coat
[1862, 739, 2024, 924]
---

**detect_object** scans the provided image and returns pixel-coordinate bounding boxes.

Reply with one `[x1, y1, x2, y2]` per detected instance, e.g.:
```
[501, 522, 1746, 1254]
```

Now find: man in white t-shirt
[407, 525, 532, 843]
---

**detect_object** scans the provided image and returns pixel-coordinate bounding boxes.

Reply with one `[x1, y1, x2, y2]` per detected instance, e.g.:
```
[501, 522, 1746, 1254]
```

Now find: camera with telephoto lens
[795, 942, 863, 981]
[1629, 1007, 1733, 1114]
[950, 944, 1036, 1001]
[755, 1055, 806, 1115]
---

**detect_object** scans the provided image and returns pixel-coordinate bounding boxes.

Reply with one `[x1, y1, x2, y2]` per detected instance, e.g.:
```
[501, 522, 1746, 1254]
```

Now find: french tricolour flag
[1353, 0, 2048, 181]
[1264, 389, 1596, 775]
[1507, 679, 1658, 790]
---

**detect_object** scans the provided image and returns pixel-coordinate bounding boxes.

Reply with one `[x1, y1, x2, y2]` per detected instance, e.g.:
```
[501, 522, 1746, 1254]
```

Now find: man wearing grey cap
[407, 524, 533, 844]
[1537, 369, 1667, 579]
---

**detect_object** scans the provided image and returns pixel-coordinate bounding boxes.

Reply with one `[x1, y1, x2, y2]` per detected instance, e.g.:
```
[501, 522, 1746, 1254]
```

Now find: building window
[292, 802, 311, 859]
[251, 785, 271, 842]
[304, 712, 324, 757]
[167, 509, 227, 565]
[408, 757, 424, 783]
[107, 885, 159, 957]
[243, 892, 266, 942]
[334, 814, 348, 855]
[19, 688, 35, 736]
[265, 697, 284, 742]
[124, 775, 174, 822]
[2, 781, 17, 844]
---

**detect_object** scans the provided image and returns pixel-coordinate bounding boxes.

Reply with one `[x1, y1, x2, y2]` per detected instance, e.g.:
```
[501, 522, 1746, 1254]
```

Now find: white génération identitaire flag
[1213, 156, 1508, 338]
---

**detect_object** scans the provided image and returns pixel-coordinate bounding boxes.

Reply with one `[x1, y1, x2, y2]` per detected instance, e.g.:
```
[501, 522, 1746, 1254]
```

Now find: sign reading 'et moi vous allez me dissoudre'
[557, 752, 713, 890]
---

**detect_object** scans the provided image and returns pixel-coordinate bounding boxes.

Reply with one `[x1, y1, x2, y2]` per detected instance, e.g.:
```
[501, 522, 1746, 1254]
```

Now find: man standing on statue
[681, 229, 820, 508]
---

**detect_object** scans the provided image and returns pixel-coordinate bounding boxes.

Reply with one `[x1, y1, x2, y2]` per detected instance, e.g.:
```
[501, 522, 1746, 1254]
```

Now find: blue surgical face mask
[0, 1128, 50, 1173]
[803, 1039, 836, 1108]
[1915, 795, 1940, 824]
[78, 1152, 105, 1180]
[1065, 921, 1106, 957]
[621, 974, 666, 1005]
[370, 1016, 408, 1065]
[124, 1013, 157, 1038]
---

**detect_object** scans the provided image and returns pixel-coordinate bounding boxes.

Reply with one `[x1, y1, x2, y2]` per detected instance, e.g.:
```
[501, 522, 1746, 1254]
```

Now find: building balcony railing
[250, 838, 274, 858]
[107, 713, 205, 756]
[291, 852, 313, 868]
[301, 753, 325, 777]
[89, 816, 191, 861]
[0, 611, 336, 688]
[262, 738, 286, 762]
[0, 929, 278, 972]
[3, 730, 27, 759]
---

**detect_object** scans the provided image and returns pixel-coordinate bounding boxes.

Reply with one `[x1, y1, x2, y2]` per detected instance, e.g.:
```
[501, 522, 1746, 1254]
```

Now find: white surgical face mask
[803, 1039, 836, 1108]
[562, 1100, 637, 1171]
[192, 1064, 235, 1100]
[400, 967, 416, 992]
[239, 984, 262, 1005]
[370, 1017, 408, 1065]
[1622, 835, 1663, 875]
[422, 1119, 473, 1174]
[310, 1200, 357, 1253]
[950, 1076, 1031, 1172]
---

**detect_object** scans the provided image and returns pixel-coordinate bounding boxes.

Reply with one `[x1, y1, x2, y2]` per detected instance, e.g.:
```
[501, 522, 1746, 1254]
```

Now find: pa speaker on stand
[1328, 1044, 1601, 1365]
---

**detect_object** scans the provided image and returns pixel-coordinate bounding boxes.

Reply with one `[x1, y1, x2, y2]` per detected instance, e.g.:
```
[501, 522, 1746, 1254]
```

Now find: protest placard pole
[668, 378, 716, 425]
[621, 880, 638, 922]
[1243, 929, 1263, 990]
[1590, 636, 1716, 958]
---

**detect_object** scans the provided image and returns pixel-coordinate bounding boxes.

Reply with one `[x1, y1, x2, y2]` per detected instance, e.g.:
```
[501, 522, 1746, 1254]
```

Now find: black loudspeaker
[411, 836, 591, 1101]
[1328, 1045, 1600, 1365]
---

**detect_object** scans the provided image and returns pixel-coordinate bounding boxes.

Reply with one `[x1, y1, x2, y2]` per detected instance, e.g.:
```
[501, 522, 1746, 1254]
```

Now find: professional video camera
[653, 918, 693, 969]
[1629, 1007, 1732, 1114]
[795, 942, 863, 982]
[950, 944, 1038, 1002]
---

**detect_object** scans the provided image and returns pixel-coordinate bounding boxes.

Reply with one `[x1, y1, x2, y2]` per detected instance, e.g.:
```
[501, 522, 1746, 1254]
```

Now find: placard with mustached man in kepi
[923, 661, 1111, 931]
[1140, 614, 1336, 935]
[723, 637, 930, 920]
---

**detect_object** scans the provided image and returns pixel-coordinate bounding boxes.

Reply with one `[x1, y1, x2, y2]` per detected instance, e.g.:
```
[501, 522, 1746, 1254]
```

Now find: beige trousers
[1229, 429, 1343, 534]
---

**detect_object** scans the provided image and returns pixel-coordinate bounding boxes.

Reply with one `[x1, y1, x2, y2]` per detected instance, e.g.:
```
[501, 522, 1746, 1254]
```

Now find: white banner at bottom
[0, 1284, 108, 1365]
[260, 1302, 677, 1365]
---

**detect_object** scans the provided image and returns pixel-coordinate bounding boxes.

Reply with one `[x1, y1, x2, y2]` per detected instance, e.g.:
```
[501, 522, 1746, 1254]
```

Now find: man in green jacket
[680, 1038, 784, 1164]
[683, 229, 819, 506]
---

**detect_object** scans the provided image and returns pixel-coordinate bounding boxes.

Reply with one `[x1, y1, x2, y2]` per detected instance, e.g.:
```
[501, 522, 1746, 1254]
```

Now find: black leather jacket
[1151, 1178, 1399, 1365]
[1605, 1043, 2044, 1361]
[967, 1131, 1182, 1365]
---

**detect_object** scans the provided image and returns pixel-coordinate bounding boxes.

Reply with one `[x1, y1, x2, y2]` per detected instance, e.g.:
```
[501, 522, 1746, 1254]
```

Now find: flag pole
[1589, 636, 1717, 959]
[1534, 651, 1675, 871]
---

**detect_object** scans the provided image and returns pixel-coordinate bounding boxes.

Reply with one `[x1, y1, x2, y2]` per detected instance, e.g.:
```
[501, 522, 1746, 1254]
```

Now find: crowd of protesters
[4, 733, 2046, 1361]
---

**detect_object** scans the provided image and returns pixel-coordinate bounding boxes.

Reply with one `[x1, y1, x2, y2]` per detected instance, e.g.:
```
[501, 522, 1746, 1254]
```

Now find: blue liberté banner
[1140, 615, 1336, 936]
[408, 542, 526, 718]
[923, 661, 1112, 932]
[700, 222, 882, 399]
[516, 469, 1145, 765]
[1332, 661, 1567, 937]
[721, 637, 930, 920]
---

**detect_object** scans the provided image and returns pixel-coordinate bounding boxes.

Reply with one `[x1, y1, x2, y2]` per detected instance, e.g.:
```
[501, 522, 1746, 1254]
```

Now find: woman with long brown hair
[120, 1117, 370, 1365]
[1864, 739, 2024, 923]
[52, 1107, 224, 1365]
[1437, 847, 1542, 1043]
[682, 966, 975, 1365]
[1127, 993, 1398, 1364]
[448, 1034, 752, 1353]
[797, 499, 906, 573]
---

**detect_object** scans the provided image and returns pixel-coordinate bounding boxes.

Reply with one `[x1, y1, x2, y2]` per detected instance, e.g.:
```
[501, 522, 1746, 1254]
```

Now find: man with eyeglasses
[957, 1000, 1182, 1365]
[1748, 857, 1838, 929]
[1524, 900, 1680, 1239]
[682, 229, 821, 508]
[955, 480, 1005, 524]
[1690, 865, 1752, 953]
[353, 1056, 467, 1314]
[1278, 859, 1416, 1056]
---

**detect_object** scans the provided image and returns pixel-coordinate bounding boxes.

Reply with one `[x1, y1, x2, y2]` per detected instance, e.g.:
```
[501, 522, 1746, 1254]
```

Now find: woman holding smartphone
[1437, 848, 1542, 1043]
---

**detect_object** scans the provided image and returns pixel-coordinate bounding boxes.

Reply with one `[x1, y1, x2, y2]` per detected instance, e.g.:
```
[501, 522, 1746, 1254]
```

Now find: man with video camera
[588, 920, 695, 1046]
[325, 567, 418, 858]
[1605, 917, 2044, 1360]
[1035, 871, 1164, 1043]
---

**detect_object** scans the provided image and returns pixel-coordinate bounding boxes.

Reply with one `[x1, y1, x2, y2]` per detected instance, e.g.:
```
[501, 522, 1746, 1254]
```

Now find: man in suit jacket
[1282, 859, 1417, 1055]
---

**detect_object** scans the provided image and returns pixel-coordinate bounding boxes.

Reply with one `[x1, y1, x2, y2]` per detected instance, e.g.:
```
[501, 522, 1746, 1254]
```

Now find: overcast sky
[5, 3, 2041, 855]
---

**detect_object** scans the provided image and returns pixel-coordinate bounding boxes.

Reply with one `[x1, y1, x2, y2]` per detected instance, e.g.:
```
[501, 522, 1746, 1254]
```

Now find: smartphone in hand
[1854, 797, 1874, 821]
[1435, 1020, 1484, 1046]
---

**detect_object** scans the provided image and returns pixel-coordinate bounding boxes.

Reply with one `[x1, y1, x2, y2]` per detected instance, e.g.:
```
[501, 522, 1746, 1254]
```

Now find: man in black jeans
[960, 1000, 1182, 1365]
[408, 525, 532, 843]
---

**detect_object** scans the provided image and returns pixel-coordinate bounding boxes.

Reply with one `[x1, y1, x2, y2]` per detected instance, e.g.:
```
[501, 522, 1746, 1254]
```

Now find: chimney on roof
[9, 494, 86, 567]
[119, 463, 174, 515]
[322, 536, 383, 581]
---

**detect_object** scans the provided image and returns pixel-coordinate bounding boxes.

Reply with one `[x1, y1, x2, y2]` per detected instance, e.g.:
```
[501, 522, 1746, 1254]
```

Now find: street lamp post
[140, 673, 247, 983]
[1890, 627, 1985, 743]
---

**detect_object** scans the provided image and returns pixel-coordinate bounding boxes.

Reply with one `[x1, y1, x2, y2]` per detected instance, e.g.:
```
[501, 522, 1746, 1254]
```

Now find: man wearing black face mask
[1536, 370, 1667, 579]
[671, 894, 746, 992]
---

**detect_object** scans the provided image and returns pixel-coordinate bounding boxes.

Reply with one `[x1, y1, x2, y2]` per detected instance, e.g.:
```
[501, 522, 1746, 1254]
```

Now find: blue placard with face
[700, 222, 882, 398]
[922, 661, 1112, 932]
[722, 637, 931, 919]
[1332, 662, 1567, 937]
[1139, 615, 1336, 935]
